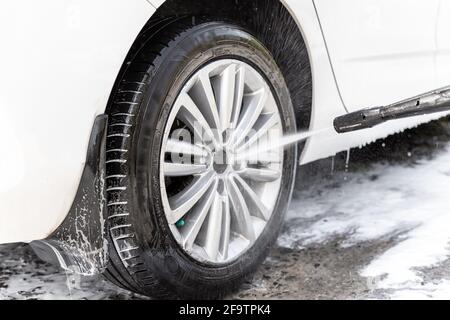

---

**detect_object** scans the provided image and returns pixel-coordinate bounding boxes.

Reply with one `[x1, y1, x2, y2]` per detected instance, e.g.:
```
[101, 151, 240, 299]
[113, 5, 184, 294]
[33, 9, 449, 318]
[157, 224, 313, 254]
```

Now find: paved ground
[2, 118, 450, 300]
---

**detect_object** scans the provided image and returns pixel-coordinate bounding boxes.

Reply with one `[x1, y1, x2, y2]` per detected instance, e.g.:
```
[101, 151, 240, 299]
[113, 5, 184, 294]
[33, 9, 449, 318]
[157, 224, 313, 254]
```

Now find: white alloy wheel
[160, 59, 284, 263]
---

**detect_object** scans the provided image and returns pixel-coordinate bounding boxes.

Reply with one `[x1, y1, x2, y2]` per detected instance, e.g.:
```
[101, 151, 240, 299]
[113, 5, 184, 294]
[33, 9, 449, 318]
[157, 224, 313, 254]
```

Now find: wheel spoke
[230, 88, 267, 148]
[176, 93, 219, 149]
[235, 112, 279, 153]
[180, 179, 218, 251]
[189, 71, 223, 141]
[230, 65, 246, 131]
[203, 191, 223, 261]
[239, 167, 281, 182]
[234, 175, 270, 221]
[168, 171, 216, 224]
[214, 64, 236, 133]
[219, 195, 231, 260]
[163, 162, 208, 177]
[226, 175, 256, 242]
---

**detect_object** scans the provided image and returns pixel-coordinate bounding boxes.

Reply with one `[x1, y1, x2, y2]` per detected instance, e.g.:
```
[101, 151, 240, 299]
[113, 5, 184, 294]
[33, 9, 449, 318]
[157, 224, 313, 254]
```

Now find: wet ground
[2, 118, 450, 300]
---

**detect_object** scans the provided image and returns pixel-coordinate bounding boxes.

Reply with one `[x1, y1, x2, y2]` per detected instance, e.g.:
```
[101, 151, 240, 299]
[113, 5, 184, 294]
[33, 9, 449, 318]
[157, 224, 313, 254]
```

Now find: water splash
[331, 156, 335, 175]
[64, 269, 77, 300]
[344, 149, 351, 181]
[235, 127, 333, 161]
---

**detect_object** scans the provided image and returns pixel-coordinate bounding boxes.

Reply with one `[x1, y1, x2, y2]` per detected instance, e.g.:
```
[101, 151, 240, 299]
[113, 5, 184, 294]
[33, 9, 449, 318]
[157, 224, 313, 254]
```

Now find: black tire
[104, 17, 297, 299]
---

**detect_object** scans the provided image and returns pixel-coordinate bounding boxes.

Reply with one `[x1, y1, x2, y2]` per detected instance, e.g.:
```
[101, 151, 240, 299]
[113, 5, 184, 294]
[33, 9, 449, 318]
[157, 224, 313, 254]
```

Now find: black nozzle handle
[334, 86, 450, 134]
[333, 107, 384, 133]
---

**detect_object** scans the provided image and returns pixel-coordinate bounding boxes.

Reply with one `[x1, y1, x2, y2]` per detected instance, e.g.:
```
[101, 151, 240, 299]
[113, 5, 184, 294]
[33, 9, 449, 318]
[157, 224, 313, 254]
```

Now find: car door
[313, 0, 439, 111]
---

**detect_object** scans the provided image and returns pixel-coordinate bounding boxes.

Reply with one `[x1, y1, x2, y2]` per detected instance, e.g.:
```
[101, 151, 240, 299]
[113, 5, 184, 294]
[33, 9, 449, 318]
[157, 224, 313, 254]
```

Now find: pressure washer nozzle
[334, 108, 384, 133]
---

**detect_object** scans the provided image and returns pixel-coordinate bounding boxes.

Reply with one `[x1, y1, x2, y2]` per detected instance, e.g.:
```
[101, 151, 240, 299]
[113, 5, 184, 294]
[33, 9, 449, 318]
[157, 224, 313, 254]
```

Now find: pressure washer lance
[236, 86, 450, 161]
[333, 85, 450, 134]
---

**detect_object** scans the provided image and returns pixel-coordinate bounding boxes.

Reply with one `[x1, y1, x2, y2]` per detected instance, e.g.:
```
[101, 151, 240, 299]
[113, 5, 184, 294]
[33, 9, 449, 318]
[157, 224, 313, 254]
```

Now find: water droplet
[330, 156, 335, 175]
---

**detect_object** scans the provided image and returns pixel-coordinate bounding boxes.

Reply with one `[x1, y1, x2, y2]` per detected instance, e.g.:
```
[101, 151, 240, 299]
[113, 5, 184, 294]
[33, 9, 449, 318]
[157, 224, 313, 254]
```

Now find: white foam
[281, 147, 450, 298]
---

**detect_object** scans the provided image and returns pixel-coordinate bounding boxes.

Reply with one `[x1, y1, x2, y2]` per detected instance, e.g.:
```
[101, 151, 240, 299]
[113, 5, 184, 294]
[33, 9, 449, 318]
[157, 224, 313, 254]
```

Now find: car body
[1, 0, 449, 297]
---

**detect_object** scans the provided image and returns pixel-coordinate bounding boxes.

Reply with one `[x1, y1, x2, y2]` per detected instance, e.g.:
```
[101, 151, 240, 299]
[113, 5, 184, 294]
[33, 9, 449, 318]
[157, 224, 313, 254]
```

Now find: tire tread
[105, 17, 196, 299]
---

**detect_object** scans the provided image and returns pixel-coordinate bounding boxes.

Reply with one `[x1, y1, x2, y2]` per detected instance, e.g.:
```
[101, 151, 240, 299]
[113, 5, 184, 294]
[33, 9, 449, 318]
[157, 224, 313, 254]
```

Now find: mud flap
[30, 114, 109, 276]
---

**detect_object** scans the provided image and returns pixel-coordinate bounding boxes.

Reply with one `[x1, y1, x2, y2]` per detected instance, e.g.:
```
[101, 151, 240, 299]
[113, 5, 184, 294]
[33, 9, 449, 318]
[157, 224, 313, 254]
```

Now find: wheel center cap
[213, 149, 229, 174]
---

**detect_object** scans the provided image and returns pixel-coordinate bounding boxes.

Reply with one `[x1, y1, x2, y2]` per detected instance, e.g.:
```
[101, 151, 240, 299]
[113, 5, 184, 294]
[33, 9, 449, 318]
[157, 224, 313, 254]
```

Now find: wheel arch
[110, 0, 313, 131]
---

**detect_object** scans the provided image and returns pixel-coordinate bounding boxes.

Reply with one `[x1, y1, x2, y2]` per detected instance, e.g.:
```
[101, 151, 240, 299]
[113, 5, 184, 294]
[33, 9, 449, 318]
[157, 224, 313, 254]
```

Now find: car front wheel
[104, 17, 297, 298]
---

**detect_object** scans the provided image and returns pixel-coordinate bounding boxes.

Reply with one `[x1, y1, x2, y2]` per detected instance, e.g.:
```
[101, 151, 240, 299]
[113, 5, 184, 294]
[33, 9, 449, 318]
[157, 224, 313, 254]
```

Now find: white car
[1, 0, 450, 298]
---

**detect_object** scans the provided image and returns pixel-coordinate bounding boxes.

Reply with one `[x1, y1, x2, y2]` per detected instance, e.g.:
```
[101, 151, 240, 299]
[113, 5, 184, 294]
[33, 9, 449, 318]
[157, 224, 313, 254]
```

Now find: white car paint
[283, 0, 450, 163]
[1, 0, 449, 244]
[0, 0, 154, 244]
[314, 0, 439, 111]
[437, 0, 450, 86]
